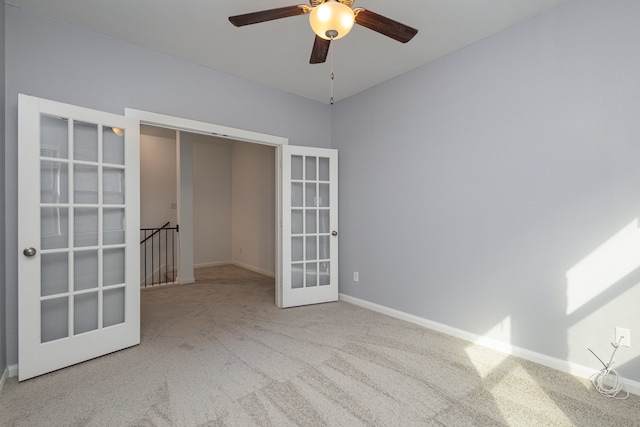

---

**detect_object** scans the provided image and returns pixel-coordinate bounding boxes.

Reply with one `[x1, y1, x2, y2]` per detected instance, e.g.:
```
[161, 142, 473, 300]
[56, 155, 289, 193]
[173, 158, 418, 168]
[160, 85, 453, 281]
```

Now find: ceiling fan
[229, 0, 418, 64]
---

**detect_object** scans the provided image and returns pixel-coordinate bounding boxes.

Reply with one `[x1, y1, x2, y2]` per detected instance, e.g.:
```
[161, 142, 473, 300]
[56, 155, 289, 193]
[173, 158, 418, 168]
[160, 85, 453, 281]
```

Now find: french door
[18, 95, 140, 380]
[279, 145, 338, 308]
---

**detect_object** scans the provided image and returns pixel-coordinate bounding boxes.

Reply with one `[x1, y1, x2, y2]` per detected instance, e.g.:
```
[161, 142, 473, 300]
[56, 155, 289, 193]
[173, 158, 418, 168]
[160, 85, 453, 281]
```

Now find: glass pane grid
[38, 117, 129, 342]
[290, 154, 332, 290]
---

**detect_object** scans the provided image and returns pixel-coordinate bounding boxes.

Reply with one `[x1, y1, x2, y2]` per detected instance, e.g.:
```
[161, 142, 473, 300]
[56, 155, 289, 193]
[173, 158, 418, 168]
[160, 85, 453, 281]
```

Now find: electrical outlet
[353, 271, 359, 282]
[615, 327, 631, 347]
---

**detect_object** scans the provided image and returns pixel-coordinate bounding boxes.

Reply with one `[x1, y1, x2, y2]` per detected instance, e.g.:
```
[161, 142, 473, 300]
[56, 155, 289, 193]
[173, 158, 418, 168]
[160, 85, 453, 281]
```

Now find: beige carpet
[1, 265, 639, 426]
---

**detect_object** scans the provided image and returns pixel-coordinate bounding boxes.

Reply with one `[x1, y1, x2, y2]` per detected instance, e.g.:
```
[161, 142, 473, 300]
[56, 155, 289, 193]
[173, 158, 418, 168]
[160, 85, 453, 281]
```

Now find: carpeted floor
[1, 264, 639, 426]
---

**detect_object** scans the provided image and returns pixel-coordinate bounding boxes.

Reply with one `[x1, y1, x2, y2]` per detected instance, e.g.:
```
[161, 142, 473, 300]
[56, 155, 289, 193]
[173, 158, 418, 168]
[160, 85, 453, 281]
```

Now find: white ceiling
[5, 0, 570, 103]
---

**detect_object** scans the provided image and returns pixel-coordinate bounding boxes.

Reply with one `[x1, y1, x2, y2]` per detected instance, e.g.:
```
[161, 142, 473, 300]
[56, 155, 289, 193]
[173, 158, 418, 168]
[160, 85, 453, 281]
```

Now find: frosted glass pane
[74, 208, 98, 247]
[103, 127, 125, 165]
[103, 168, 125, 205]
[74, 250, 98, 291]
[291, 236, 303, 262]
[41, 161, 68, 204]
[41, 207, 69, 250]
[41, 115, 68, 159]
[319, 157, 329, 181]
[306, 236, 317, 261]
[104, 288, 125, 327]
[41, 252, 68, 297]
[306, 262, 317, 287]
[305, 210, 317, 234]
[319, 261, 330, 286]
[291, 183, 303, 207]
[41, 297, 68, 343]
[104, 208, 125, 245]
[104, 248, 125, 286]
[319, 236, 330, 260]
[319, 184, 330, 208]
[291, 155, 303, 180]
[291, 264, 303, 289]
[291, 210, 303, 234]
[74, 121, 98, 162]
[319, 210, 330, 233]
[74, 292, 98, 335]
[74, 165, 98, 204]
[305, 156, 316, 180]
[305, 183, 317, 207]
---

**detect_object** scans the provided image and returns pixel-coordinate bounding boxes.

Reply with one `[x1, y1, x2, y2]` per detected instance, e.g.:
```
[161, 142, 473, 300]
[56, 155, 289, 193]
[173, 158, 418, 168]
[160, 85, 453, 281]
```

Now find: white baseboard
[193, 260, 233, 269]
[231, 261, 275, 278]
[339, 293, 640, 397]
[194, 260, 275, 278]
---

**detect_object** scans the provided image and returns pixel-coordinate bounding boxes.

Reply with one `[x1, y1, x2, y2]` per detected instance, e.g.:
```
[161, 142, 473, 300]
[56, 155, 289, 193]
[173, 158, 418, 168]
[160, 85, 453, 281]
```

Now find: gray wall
[333, 0, 640, 381]
[1, 3, 7, 374]
[4, 6, 330, 366]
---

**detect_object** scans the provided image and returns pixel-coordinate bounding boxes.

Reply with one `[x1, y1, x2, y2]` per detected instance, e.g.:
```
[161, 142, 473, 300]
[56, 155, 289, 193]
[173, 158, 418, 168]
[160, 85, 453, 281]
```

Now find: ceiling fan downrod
[330, 34, 335, 105]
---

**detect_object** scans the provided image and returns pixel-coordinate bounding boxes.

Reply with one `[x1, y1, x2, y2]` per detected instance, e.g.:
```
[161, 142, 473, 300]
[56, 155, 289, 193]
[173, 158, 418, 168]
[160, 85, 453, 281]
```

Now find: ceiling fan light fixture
[309, 1, 355, 40]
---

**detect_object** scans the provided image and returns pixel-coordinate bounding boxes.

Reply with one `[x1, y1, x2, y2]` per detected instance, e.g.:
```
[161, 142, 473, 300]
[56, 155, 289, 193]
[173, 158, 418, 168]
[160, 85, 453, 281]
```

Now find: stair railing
[140, 222, 179, 288]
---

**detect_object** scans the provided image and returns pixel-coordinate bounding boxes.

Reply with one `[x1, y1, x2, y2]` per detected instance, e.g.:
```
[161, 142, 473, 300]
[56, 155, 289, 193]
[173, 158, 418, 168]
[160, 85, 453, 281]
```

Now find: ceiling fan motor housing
[309, 0, 356, 40]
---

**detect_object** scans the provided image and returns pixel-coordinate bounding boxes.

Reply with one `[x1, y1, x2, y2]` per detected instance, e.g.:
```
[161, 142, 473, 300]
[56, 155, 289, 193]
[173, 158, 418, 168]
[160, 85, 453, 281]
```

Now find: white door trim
[125, 109, 288, 304]
[124, 109, 288, 146]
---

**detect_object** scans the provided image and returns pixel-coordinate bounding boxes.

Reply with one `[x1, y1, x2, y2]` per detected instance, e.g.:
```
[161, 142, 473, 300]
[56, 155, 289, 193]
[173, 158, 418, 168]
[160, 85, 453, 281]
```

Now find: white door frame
[125, 109, 288, 303]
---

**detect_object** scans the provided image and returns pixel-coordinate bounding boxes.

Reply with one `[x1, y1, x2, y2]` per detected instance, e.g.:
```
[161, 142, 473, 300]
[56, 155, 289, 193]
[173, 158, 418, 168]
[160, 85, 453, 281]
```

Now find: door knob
[23, 247, 37, 257]
[331, 231, 338, 236]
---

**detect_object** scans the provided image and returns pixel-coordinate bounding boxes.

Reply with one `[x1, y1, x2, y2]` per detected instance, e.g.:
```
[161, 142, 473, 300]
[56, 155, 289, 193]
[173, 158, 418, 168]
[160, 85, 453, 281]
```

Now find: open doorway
[128, 108, 340, 309]
[139, 125, 276, 288]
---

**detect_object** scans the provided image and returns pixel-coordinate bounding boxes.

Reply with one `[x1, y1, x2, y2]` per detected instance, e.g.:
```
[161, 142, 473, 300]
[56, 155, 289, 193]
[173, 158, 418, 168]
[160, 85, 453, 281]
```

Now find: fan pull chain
[330, 35, 335, 105]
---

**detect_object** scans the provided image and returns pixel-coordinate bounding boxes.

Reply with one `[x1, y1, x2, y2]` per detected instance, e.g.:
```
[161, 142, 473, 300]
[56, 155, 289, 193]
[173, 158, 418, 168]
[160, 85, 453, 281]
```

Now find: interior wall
[140, 127, 270, 273]
[140, 125, 178, 229]
[232, 141, 276, 276]
[332, 0, 640, 382]
[192, 134, 232, 266]
[4, 6, 330, 367]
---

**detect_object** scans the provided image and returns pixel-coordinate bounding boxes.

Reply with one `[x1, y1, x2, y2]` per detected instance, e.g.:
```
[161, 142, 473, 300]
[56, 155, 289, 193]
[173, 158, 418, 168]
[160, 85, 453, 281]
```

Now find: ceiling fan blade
[310, 36, 331, 64]
[355, 9, 418, 43]
[229, 5, 309, 27]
